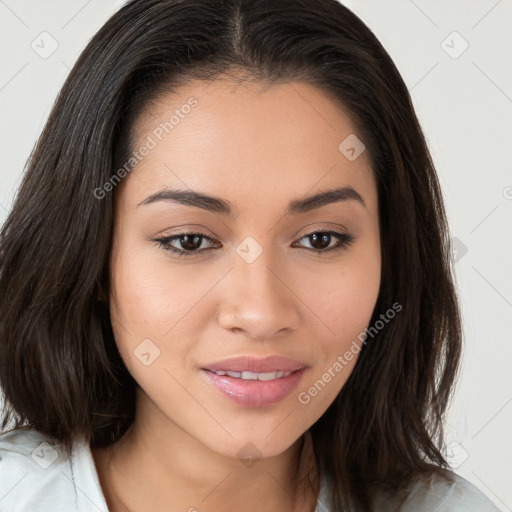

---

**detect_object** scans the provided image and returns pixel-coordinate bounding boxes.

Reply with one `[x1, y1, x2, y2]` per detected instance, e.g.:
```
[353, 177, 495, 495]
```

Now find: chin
[200, 427, 304, 462]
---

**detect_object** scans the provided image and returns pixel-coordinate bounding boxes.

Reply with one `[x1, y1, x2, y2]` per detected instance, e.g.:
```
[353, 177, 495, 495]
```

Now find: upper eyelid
[154, 229, 354, 260]
[159, 221, 351, 238]
[157, 227, 351, 247]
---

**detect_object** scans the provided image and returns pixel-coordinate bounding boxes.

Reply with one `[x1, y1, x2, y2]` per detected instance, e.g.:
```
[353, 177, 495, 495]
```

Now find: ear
[97, 285, 105, 301]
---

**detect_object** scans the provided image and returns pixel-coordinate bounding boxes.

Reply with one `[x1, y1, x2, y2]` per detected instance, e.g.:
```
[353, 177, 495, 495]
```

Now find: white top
[0, 427, 501, 511]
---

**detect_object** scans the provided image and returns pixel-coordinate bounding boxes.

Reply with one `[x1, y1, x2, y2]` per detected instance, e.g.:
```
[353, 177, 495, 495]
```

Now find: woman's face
[109, 78, 381, 459]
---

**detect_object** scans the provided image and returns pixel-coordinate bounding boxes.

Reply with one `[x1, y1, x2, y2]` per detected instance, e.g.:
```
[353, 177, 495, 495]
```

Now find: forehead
[119, 78, 376, 213]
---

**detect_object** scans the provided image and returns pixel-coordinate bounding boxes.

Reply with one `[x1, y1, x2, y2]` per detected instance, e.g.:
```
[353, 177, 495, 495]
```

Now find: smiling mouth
[201, 367, 307, 407]
[205, 369, 294, 380]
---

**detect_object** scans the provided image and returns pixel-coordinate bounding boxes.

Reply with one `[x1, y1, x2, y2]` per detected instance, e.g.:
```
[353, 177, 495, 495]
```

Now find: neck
[92, 400, 320, 512]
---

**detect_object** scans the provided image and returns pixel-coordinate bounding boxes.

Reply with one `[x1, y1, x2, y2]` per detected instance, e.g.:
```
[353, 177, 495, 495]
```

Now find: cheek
[306, 243, 381, 345]
[108, 253, 189, 398]
[295, 237, 381, 410]
[109, 234, 202, 334]
[108, 238, 174, 368]
[110, 256, 169, 335]
[108, 238, 219, 381]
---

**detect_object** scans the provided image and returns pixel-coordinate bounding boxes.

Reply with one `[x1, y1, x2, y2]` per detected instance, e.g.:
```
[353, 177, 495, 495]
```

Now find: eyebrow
[136, 185, 366, 215]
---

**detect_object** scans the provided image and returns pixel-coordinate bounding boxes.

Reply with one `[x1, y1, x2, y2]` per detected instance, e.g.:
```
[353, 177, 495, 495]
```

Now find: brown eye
[154, 229, 355, 259]
[294, 230, 355, 253]
[154, 232, 217, 257]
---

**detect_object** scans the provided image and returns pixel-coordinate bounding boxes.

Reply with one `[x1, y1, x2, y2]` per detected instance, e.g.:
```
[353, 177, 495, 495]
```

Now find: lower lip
[201, 368, 307, 407]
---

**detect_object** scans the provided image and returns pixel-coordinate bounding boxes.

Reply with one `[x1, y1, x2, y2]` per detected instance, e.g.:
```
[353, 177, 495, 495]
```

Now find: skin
[91, 76, 381, 512]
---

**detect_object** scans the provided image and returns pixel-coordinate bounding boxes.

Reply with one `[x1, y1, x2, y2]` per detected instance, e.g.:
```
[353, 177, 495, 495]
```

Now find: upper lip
[202, 355, 307, 373]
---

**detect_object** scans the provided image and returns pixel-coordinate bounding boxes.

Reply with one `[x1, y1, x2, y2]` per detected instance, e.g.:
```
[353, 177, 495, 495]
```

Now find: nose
[217, 253, 302, 341]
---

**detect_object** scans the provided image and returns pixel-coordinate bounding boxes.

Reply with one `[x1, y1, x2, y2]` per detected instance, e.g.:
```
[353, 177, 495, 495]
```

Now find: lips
[201, 355, 307, 373]
[200, 355, 308, 407]
[209, 369, 294, 381]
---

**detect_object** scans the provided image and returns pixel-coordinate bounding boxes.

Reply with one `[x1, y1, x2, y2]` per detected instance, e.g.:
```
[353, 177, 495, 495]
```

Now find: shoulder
[0, 427, 79, 511]
[318, 469, 501, 512]
[377, 469, 501, 512]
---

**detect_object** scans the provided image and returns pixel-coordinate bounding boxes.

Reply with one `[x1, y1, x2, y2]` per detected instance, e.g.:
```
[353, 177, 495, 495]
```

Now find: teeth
[213, 370, 293, 380]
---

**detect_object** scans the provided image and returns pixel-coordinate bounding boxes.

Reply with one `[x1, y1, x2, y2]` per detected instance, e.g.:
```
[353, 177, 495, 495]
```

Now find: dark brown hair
[0, 1, 461, 510]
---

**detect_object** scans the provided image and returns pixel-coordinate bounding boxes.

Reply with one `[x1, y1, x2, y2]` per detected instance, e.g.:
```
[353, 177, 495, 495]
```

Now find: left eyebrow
[136, 185, 366, 215]
[287, 186, 366, 214]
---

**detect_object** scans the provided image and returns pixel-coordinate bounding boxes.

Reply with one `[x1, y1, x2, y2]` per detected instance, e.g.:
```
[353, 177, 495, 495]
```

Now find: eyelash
[153, 229, 355, 258]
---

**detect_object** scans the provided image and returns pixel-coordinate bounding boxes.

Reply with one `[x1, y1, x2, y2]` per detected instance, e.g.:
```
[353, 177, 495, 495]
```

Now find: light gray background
[1, 0, 511, 509]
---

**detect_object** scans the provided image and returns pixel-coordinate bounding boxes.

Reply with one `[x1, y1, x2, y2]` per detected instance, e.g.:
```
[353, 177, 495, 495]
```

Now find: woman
[0, 0, 500, 511]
